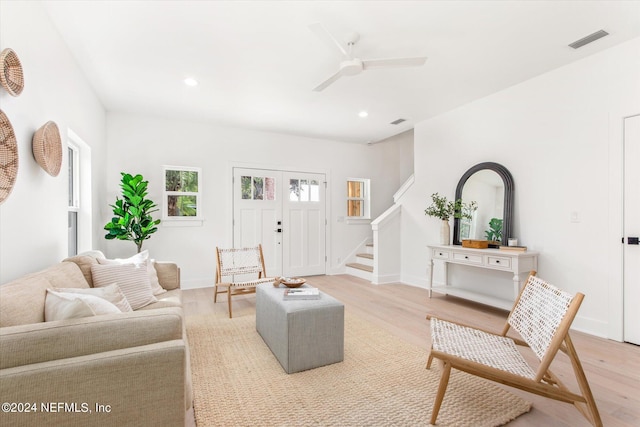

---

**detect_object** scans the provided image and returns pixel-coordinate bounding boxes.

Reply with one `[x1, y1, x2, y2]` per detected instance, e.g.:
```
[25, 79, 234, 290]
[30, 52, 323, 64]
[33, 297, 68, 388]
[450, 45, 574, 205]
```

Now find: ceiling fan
[309, 23, 427, 92]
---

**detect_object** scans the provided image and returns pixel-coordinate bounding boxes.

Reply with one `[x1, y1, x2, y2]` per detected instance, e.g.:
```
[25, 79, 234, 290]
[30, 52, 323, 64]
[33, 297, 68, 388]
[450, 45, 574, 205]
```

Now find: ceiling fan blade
[308, 22, 348, 58]
[313, 70, 343, 92]
[362, 56, 427, 70]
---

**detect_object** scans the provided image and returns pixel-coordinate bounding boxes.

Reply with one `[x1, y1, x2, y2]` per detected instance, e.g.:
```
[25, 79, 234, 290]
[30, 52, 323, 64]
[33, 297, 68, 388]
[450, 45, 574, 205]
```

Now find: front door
[282, 171, 327, 276]
[233, 167, 326, 278]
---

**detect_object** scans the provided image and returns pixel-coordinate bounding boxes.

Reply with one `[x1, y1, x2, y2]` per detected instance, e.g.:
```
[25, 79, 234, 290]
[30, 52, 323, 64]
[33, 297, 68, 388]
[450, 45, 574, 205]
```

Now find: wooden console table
[427, 244, 538, 310]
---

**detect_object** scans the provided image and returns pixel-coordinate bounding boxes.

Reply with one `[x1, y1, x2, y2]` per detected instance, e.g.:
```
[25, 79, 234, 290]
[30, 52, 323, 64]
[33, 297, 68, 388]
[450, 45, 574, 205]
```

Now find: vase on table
[440, 220, 450, 245]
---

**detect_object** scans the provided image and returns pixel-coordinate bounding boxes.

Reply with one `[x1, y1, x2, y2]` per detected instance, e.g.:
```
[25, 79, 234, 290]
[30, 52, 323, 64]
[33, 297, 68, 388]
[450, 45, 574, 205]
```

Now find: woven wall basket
[0, 109, 19, 204]
[0, 48, 24, 97]
[32, 121, 62, 177]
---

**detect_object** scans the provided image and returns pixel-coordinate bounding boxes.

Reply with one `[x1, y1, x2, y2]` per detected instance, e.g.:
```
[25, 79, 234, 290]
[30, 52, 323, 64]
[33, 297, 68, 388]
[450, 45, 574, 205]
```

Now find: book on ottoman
[283, 288, 321, 300]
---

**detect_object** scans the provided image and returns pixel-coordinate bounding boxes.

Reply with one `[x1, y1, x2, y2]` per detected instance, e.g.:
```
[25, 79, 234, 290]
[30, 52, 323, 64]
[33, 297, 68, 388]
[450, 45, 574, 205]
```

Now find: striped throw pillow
[91, 263, 157, 310]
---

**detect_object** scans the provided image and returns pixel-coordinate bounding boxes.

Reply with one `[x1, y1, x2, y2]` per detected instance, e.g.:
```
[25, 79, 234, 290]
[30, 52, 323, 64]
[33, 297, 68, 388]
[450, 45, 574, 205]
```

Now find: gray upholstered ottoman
[256, 283, 344, 374]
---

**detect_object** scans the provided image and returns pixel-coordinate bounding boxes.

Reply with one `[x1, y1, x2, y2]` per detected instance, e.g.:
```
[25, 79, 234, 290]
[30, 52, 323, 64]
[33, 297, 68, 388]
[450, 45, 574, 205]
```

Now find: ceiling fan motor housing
[340, 58, 363, 76]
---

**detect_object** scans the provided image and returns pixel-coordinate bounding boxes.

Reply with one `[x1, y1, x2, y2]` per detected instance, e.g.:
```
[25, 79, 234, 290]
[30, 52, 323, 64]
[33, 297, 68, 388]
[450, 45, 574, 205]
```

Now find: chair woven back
[217, 246, 266, 277]
[508, 275, 574, 361]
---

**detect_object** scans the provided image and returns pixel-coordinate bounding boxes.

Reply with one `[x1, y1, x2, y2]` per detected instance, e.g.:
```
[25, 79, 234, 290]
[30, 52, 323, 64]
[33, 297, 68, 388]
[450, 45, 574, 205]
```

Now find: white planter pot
[440, 220, 450, 245]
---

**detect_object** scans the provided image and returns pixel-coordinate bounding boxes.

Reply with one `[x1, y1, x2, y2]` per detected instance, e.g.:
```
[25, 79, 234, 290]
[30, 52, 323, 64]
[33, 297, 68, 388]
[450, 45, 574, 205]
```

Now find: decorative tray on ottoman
[274, 277, 307, 288]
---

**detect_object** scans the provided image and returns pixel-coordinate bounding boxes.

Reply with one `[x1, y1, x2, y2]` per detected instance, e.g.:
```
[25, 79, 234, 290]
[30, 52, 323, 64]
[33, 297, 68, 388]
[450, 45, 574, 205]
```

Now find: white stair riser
[365, 245, 374, 255]
[346, 266, 373, 281]
[356, 256, 373, 267]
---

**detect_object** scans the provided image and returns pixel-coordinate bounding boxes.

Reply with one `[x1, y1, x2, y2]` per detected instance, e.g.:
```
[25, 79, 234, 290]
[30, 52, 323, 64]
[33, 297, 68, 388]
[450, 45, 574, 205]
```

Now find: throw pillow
[45, 289, 121, 321]
[55, 283, 133, 312]
[91, 263, 157, 310]
[97, 250, 166, 296]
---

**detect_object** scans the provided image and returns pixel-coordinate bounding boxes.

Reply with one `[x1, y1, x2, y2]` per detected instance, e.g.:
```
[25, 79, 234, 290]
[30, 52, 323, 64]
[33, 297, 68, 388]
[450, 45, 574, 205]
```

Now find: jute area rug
[186, 311, 531, 427]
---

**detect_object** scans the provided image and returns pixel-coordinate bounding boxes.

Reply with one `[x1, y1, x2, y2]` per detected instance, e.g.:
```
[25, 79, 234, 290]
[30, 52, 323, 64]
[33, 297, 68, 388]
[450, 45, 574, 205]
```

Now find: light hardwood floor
[183, 274, 640, 426]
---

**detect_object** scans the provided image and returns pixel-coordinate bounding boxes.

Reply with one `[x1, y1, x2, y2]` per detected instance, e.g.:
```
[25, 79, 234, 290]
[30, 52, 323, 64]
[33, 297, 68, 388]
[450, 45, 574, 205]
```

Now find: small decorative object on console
[499, 245, 527, 252]
[461, 239, 489, 249]
[283, 287, 320, 300]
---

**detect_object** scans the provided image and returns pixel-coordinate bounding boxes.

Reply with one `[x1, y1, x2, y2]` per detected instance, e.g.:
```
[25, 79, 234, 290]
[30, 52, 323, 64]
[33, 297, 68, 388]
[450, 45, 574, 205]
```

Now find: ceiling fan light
[184, 77, 198, 87]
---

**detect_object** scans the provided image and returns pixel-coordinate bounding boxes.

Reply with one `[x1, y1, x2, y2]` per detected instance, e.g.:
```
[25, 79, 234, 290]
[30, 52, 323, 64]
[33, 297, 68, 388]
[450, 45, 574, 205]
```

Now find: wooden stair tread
[346, 262, 373, 273]
[356, 253, 374, 259]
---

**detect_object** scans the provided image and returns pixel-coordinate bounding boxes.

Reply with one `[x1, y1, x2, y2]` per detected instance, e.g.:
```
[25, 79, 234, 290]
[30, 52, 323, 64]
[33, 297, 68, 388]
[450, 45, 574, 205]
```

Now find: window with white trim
[346, 178, 370, 219]
[67, 144, 79, 256]
[163, 166, 202, 221]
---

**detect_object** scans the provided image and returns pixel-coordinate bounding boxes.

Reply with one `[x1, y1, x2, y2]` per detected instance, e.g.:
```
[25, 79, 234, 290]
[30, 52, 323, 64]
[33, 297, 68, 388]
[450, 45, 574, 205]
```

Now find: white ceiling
[43, 1, 640, 144]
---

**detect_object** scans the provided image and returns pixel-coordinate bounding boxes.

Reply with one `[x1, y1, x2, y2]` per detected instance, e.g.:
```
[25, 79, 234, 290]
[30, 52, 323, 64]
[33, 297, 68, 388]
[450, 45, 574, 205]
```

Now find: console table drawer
[432, 249, 450, 260]
[453, 253, 483, 265]
[487, 256, 511, 269]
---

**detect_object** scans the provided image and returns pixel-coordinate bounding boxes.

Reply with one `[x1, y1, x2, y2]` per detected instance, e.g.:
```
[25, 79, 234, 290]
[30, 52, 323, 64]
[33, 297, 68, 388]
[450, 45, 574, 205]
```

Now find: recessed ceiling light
[184, 77, 198, 87]
[358, 111, 368, 118]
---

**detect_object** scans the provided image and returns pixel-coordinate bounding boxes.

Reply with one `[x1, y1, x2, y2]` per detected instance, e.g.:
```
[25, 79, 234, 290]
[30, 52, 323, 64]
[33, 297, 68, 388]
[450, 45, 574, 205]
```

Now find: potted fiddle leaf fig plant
[104, 173, 161, 253]
[425, 193, 477, 245]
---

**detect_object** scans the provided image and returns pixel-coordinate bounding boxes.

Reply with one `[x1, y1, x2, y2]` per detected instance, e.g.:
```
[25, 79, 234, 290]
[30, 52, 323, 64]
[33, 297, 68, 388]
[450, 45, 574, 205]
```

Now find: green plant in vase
[104, 173, 161, 253]
[425, 193, 477, 245]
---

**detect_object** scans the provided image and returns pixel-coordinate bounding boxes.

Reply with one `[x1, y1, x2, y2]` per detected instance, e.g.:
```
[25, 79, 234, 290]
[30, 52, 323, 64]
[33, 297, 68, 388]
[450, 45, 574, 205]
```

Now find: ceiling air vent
[390, 118, 406, 125]
[569, 30, 609, 49]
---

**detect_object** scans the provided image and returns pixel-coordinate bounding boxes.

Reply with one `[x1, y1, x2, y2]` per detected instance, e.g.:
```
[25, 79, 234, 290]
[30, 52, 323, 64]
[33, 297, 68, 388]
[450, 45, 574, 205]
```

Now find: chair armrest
[154, 262, 180, 290]
[0, 307, 183, 369]
[0, 340, 185, 427]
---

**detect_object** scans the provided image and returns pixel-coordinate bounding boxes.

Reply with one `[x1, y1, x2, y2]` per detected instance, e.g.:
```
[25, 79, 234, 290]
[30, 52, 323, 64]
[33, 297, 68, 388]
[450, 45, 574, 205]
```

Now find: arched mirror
[453, 162, 514, 247]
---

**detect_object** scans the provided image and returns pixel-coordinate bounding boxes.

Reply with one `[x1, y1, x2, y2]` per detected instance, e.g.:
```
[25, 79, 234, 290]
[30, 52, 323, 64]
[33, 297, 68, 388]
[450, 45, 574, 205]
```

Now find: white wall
[375, 129, 414, 184]
[0, 1, 107, 283]
[104, 112, 403, 289]
[400, 37, 640, 338]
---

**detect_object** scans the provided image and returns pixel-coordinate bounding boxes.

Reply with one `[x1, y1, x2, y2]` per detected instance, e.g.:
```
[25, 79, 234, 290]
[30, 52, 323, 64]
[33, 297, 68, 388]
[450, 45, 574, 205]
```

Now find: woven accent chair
[426, 271, 602, 426]
[214, 245, 275, 318]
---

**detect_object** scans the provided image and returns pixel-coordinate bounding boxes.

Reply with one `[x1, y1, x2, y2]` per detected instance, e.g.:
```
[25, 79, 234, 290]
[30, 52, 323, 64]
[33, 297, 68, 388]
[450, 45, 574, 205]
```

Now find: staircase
[345, 243, 374, 281]
[344, 174, 413, 284]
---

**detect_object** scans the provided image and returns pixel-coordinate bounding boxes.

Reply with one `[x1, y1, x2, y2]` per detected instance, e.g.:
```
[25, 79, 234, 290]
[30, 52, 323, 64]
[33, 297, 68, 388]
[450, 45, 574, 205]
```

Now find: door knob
[274, 228, 283, 233]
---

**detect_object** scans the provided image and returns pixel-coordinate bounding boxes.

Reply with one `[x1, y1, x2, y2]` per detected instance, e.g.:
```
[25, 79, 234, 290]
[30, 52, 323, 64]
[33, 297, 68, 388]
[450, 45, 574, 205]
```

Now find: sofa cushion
[0, 262, 89, 327]
[136, 289, 182, 311]
[97, 250, 166, 296]
[63, 254, 102, 287]
[44, 290, 121, 321]
[55, 283, 133, 312]
[91, 263, 157, 310]
[0, 276, 51, 327]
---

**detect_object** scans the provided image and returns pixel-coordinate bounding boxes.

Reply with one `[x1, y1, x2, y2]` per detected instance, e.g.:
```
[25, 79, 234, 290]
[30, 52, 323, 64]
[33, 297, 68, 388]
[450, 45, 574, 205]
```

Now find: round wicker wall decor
[0, 109, 19, 204]
[0, 48, 24, 97]
[32, 121, 62, 177]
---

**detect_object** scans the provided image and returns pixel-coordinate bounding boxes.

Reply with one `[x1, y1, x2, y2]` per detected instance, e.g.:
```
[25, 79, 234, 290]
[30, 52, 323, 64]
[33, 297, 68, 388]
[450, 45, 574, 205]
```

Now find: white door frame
[607, 112, 640, 341]
[228, 161, 331, 276]
[622, 114, 640, 344]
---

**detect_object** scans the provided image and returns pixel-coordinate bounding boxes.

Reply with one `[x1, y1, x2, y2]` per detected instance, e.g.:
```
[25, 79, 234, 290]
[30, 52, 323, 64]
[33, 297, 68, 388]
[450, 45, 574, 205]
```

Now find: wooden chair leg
[426, 353, 434, 369]
[565, 335, 603, 427]
[213, 285, 218, 303]
[227, 287, 233, 318]
[430, 361, 451, 426]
